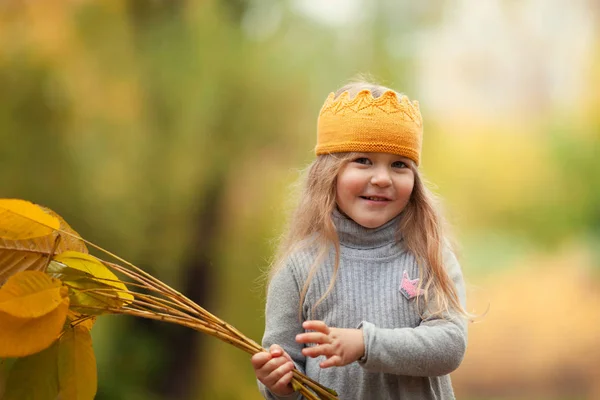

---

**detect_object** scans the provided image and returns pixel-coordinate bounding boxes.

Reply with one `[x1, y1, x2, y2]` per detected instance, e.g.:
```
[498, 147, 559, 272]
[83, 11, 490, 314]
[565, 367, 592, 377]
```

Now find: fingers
[319, 355, 342, 369]
[298, 342, 341, 368]
[270, 344, 293, 362]
[297, 320, 332, 347]
[251, 345, 291, 371]
[254, 355, 295, 396]
[251, 351, 272, 370]
[252, 346, 296, 396]
[297, 321, 335, 361]
[301, 343, 333, 358]
[296, 331, 330, 345]
[268, 361, 295, 394]
[269, 344, 283, 357]
[302, 320, 330, 334]
[262, 357, 294, 384]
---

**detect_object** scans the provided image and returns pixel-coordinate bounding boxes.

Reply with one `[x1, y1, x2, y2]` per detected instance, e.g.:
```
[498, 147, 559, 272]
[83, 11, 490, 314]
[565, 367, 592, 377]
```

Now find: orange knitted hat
[315, 89, 423, 165]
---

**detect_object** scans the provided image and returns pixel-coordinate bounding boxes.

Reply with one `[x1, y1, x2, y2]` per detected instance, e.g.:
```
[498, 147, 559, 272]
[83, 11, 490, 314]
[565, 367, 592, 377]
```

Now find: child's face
[336, 152, 414, 229]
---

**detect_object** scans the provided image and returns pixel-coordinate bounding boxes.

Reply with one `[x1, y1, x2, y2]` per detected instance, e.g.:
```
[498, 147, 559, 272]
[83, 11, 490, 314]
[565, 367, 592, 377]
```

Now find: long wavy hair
[268, 81, 467, 320]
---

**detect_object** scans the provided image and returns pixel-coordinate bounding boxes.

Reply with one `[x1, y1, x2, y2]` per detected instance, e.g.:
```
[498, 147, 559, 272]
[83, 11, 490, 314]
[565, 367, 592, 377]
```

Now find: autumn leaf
[54, 251, 133, 302]
[66, 310, 96, 331]
[2, 326, 97, 400]
[48, 262, 122, 315]
[0, 203, 88, 285]
[47, 257, 132, 316]
[40, 207, 88, 254]
[0, 199, 60, 240]
[58, 325, 97, 400]
[0, 271, 70, 358]
[0, 357, 16, 398]
[2, 341, 60, 400]
[0, 270, 68, 318]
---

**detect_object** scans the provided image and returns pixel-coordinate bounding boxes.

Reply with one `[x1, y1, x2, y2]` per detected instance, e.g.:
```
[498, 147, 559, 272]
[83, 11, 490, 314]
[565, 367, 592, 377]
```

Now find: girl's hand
[251, 344, 296, 396]
[295, 320, 365, 368]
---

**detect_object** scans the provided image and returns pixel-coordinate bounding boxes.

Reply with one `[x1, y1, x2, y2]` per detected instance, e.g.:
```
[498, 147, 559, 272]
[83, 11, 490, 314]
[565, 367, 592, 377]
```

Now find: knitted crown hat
[315, 89, 423, 165]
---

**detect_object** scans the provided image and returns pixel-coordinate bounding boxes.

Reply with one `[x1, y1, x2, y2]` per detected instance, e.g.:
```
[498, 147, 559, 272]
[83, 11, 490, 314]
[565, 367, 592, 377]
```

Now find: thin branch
[81, 288, 231, 335]
[42, 235, 61, 272]
[100, 260, 203, 317]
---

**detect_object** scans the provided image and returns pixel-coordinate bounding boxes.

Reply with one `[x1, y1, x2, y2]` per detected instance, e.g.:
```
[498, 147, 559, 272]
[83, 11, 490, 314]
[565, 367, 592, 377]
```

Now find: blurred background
[1, 0, 599, 399]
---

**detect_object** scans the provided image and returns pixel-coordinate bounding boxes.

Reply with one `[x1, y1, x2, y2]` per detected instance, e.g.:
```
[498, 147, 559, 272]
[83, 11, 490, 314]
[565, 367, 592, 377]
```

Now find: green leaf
[58, 325, 97, 400]
[47, 261, 125, 315]
[3, 340, 60, 400]
[53, 252, 133, 301]
[0, 358, 16, 398]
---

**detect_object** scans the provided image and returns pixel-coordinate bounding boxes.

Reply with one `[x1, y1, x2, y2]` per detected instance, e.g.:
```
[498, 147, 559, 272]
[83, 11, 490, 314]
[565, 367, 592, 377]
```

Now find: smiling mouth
[360, 196, 390, 201]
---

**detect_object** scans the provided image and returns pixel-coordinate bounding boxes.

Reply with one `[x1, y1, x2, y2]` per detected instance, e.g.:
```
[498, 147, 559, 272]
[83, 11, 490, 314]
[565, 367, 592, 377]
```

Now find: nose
[370, 167, 392, 187]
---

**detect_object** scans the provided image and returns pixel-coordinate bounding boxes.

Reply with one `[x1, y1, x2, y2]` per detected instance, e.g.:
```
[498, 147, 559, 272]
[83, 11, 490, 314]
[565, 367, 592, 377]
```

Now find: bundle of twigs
[0, 199, 338, 399]
[65, 232, 338, 400]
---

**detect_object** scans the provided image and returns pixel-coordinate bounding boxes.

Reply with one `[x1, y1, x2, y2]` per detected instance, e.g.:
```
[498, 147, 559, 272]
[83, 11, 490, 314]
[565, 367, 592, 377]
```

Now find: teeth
[364, 196, 387, 201]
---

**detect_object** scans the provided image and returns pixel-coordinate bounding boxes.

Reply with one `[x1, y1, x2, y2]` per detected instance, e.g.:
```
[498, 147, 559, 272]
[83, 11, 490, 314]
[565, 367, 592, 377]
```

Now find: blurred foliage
[0, 0, 599, 399]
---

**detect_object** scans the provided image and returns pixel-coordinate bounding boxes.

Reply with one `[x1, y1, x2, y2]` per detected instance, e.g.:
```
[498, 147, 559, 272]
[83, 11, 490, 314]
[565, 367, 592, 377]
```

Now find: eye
[392, 161, 407, 168]
[353, 157, 371, 165]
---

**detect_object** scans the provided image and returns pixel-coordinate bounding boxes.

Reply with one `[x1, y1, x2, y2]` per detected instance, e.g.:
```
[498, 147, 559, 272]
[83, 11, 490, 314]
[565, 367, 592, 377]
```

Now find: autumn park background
[1, 1, 599, 399]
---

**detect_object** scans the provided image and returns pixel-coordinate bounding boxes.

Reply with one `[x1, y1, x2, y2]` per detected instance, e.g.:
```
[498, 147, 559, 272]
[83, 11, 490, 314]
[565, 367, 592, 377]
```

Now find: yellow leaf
[0, 199, 60, 240]
[0, 204, 88, 286]
[76, 317, 95, 331]
[48, 261, 128, 316]
[54, 251, 133, 302]
[40, 207, 88, 254]
[0, 271, 68, 318]
[59, 325, 97, 400]
[3, 341, 60, 400]
[66, 310, 96, 331]
[0, 296, 69, 357]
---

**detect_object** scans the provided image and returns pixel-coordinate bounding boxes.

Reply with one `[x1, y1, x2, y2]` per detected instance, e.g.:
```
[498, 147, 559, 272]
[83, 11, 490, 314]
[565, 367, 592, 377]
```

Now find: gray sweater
[259, 211, 467, 400]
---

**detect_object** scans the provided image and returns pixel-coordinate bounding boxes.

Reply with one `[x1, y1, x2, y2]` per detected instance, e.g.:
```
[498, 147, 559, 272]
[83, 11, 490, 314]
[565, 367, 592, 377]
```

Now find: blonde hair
[269, 81, 467, 320]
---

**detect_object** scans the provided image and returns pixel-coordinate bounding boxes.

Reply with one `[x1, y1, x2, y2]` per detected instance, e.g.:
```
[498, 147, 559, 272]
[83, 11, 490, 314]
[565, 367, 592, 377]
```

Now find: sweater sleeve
[257, 262, 306, 400]
[358, 249, 468, 377]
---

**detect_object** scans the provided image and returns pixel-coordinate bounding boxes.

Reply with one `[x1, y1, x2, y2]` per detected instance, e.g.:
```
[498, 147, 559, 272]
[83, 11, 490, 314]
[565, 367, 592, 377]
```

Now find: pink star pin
[400, 270, 424, 300]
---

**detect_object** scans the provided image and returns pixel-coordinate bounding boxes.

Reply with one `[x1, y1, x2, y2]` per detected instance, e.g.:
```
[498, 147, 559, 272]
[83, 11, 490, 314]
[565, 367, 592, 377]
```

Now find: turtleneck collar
[332, 208, 402, 250]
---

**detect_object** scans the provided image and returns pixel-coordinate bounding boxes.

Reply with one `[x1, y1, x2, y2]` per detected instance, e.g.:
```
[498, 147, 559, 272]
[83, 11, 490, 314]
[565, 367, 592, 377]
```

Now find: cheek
[336, 170, 364, 196]
[396, 178, 415, 204]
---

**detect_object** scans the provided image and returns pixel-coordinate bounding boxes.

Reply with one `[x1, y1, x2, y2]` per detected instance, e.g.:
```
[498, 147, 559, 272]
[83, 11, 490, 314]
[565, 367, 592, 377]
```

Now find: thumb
[269, 344, 284, 357]
[270, 344, 294, 363]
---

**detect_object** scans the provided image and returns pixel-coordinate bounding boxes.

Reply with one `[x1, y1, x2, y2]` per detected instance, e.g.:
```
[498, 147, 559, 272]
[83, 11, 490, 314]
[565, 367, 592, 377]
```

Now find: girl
[251, 81, 468, 400]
